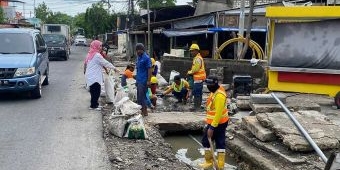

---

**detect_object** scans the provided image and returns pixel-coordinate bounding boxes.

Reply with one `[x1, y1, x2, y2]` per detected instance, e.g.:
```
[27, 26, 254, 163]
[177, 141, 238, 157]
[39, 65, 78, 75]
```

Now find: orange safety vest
[205, 86, 228, 125]
[192, 53, 206, 81]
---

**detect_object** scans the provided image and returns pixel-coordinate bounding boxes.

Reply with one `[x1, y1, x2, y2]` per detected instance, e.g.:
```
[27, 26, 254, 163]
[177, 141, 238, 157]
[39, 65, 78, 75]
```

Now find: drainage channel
[164, 133, 238, 169]
[153, 98, 238, 169]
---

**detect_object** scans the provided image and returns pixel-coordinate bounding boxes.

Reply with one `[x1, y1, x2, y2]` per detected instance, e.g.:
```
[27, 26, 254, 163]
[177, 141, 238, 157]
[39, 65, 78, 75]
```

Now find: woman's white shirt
[85, 53, 115, 87]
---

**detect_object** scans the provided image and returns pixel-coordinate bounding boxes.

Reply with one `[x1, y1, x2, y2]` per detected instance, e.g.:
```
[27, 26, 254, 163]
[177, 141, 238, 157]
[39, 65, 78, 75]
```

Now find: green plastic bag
[127, 122, 146, 139]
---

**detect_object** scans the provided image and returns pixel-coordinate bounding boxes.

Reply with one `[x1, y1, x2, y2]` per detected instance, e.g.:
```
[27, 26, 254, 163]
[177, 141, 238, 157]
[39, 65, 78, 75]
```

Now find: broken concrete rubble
[236, 95, 251, 110]
[250, 93, 287, 104]
[256, 110, 340, 151]
[233, 129, 307, 165]
[250, 95, 321, 113]
[227, 93, 340, 170]
[242, 116, 276, 142]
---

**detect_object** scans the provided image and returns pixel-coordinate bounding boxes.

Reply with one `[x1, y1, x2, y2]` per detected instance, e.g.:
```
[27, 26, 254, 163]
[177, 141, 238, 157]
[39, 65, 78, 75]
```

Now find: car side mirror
[37, 47, 46, 53]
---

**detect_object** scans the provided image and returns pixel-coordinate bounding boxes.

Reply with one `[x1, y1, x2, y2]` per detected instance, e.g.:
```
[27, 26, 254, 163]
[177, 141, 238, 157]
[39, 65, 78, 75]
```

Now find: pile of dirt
[101, 103, 194, 170]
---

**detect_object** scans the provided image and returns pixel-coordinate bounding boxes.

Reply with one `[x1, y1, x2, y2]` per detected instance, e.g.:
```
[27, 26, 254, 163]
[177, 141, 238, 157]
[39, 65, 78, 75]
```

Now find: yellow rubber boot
[217, 152, 225, 170]
[199, 149, 213, 169]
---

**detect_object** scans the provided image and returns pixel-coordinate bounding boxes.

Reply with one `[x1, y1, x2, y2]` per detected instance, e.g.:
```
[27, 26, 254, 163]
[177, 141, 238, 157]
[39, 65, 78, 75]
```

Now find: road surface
[0, 46, 111, 170]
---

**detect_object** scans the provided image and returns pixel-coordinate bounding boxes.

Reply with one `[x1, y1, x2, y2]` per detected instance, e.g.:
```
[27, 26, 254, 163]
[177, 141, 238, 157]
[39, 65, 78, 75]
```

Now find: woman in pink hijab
[84, 40, 119, 110]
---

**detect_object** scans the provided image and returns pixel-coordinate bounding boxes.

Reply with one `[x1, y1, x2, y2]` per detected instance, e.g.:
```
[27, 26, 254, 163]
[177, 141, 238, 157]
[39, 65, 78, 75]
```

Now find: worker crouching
[146, 76, 158, 109]
[160, 75, 190, 104]
[200, 76, 229, 170]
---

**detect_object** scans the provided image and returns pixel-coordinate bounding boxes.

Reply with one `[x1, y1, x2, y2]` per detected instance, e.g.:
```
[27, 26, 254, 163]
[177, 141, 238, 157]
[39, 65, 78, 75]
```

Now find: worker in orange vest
[200, 76, 229, 170]
[187, 43, 206, 111]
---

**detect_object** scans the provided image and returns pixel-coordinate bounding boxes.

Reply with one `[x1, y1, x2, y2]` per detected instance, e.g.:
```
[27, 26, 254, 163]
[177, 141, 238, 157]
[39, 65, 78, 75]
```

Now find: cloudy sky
[14, 0, 191, 18]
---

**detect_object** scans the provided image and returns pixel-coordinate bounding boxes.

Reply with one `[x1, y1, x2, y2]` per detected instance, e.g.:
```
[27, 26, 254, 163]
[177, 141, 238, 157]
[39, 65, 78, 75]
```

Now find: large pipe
[270, 93, 328, 163]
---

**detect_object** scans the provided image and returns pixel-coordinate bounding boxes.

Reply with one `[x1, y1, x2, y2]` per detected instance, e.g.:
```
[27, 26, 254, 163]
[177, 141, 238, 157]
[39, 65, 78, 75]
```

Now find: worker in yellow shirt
[187, 43, 206, 111]
[160, 75, 190, 104]
[148, 76, 158, 108]
[151, 58, 159, 76]
[200, 76, 229, 170]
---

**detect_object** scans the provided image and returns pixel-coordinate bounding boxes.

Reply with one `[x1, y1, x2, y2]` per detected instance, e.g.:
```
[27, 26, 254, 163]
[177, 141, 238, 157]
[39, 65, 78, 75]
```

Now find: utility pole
[107, 0, 111, 14]
[237, 0, 245, 59]
[33, 0, 36, 17]
[130, 0, 134, 27]
[147, 0, 150, 53]
[126, 0, 130, 29]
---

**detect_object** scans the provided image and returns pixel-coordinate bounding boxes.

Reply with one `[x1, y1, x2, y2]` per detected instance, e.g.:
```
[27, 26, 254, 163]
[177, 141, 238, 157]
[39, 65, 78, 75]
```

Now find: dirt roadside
[101, 102, 194, 170]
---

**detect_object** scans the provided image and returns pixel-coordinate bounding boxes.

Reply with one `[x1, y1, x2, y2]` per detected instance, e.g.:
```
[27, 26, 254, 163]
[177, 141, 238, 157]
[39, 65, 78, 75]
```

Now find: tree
[0, 7, 5, 24]
[138, 0, 176, 9]
[46, 12, 72, 25]
[85, 3, 111, 37]
[35, 2, 52, 23]
[73, 13, 87, 35]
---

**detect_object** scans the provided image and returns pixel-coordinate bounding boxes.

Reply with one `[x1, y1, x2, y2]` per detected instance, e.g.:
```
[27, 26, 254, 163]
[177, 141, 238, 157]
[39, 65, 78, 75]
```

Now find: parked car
[0, 28, 49, 98]
[42, 34, 70, 60]
[74, 35, 88, 46]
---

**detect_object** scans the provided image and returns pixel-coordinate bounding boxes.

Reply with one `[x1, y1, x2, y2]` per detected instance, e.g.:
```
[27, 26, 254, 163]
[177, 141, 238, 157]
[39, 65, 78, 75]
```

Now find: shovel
[208, 137, 219, 170]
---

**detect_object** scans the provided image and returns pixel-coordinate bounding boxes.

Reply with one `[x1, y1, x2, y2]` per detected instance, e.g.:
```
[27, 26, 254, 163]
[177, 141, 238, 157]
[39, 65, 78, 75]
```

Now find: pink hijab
[85, 40, 102, 64]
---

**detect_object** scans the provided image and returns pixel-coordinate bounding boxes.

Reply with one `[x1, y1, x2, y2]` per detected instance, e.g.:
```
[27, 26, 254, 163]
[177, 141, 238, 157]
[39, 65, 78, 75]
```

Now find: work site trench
[100, 97, 243, 170]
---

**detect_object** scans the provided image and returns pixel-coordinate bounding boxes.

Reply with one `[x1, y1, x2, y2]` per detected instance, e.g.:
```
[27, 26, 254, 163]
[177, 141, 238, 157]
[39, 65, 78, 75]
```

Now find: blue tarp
[173, 15, 215, 29]
[162, 26, 266, 37]
[162, 29, 214, 37]
[208, 27, 267, 32]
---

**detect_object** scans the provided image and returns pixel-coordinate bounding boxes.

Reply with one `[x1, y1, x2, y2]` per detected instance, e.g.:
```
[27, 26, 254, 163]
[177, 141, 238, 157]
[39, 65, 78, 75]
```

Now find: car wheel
[31, 75, 42, 99]
[42, 68, 49, 86]
[64, 54, 68, 61]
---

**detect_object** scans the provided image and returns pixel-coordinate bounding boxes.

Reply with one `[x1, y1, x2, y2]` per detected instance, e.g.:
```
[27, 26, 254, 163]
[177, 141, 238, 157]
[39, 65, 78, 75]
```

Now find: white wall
[117, 33, 127, 54]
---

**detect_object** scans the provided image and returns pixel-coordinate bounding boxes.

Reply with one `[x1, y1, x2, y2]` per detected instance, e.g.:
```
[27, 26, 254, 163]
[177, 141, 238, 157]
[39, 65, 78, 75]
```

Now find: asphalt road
[0, 46, 111, 170]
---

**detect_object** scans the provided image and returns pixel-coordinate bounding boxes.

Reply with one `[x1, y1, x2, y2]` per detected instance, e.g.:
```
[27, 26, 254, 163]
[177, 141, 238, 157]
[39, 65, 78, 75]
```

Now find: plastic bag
[156, 97, 164, 106]
[124, 115, 148, 139]
[128, 88, 137, 102]
[104, 74, 116, 104]
[126, 78, 136, 86]
[108, 115, 127, 138]
[115, 97, 141, 115]
[156, 74, 168, 87]
[169, 70, 180, 85]
[114, 88, 129, 105]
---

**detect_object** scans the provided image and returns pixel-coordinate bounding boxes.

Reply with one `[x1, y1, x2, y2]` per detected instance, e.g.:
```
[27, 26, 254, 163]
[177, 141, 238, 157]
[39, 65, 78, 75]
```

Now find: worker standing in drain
[200, 76, 229, 170]
[187, 43, 206, 111]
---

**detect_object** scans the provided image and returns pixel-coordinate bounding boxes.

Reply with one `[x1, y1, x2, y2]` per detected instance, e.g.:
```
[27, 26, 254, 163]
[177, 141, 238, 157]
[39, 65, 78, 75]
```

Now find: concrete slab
[250, 93, 286, 104]
[233, 129, 306, 165]
[242, 116, 276, 142]
[237, 95, 250, 100]
[227, 137, 282, 170]
[145, 112, 206, 133]
[256, 111, 340, 151]
[237, 98, 251, 110]
[250, 103, 320, 113]
[250, 97, 321, 114]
